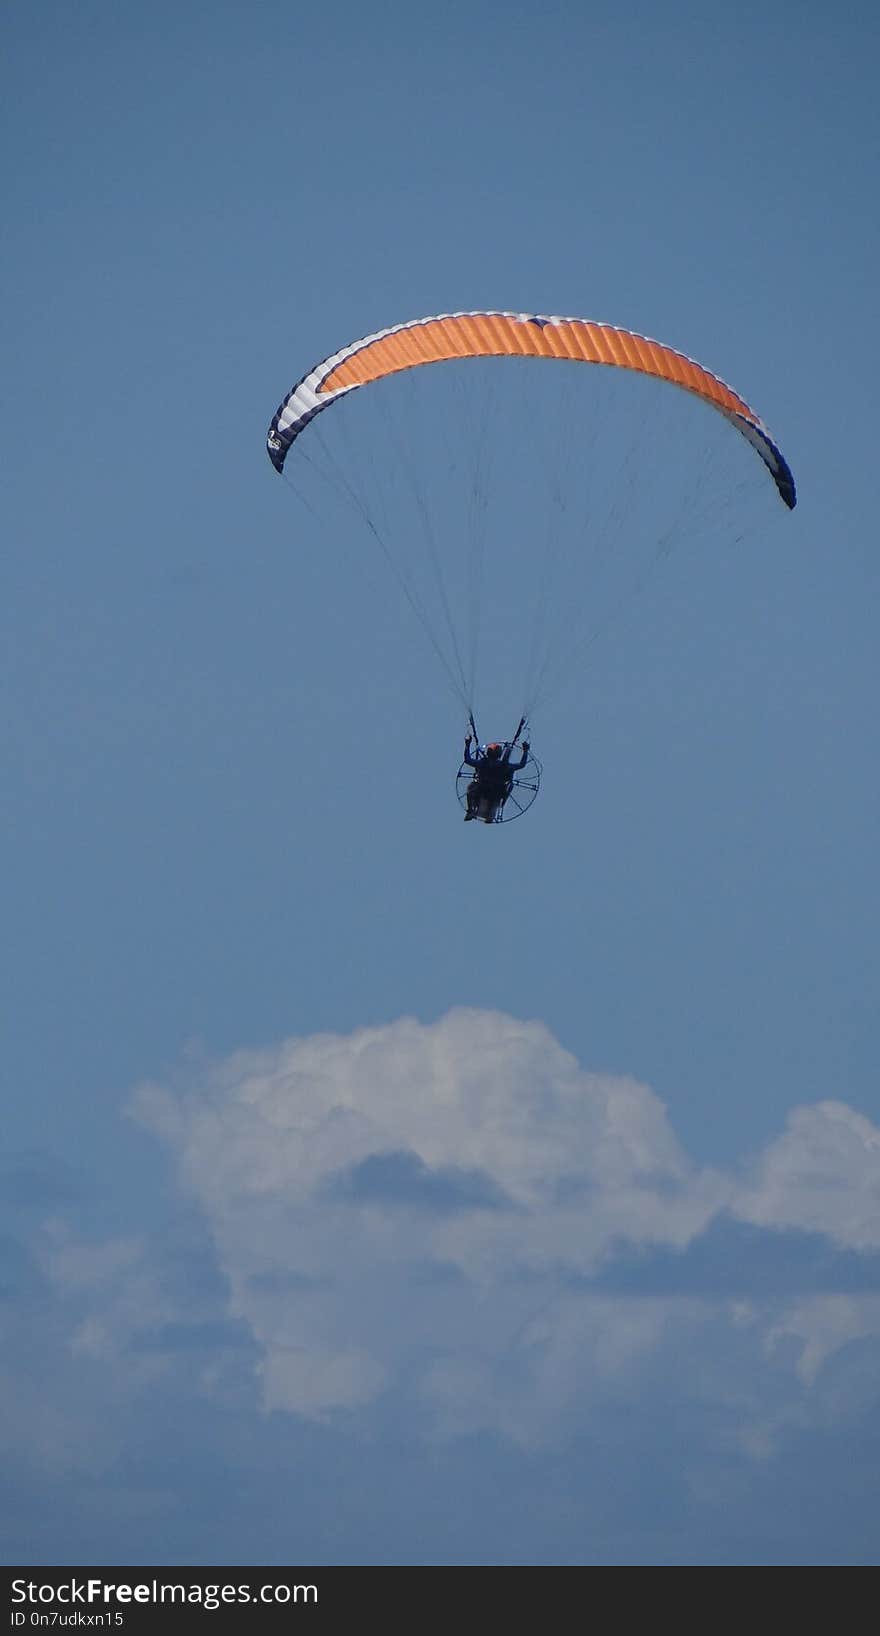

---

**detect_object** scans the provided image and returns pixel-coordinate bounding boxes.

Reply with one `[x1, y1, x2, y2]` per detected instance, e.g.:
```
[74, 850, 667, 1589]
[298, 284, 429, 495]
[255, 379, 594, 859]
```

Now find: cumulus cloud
[0, 1224, 171, 1474]
[128, 1008, 880, 1448]
[733, 1102, 880, 1249]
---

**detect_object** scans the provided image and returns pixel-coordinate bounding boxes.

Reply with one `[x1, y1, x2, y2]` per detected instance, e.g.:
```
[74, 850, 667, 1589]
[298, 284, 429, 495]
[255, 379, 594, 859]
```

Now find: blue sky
[3, 0, 879, 1566]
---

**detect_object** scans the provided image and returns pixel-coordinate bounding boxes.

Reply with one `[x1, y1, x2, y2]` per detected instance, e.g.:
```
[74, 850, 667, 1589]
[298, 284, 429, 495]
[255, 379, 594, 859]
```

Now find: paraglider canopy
[268, 309, 796, 509]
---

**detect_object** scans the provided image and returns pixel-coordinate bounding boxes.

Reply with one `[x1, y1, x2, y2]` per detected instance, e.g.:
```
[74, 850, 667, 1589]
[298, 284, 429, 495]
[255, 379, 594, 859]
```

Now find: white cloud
[127, 1007, 880, 1450]
[766, 1294, 880, 1386]
[38, 1220, 176, 1369]
[732, 1101, 880, 1249]
[0, 1225, 176, 1475]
